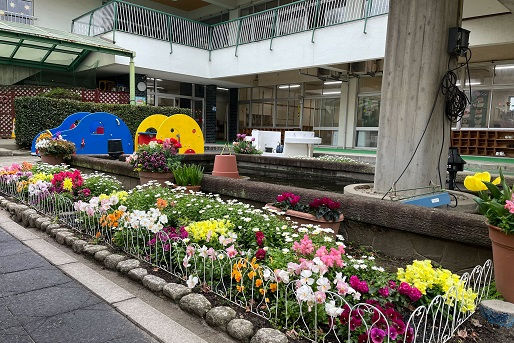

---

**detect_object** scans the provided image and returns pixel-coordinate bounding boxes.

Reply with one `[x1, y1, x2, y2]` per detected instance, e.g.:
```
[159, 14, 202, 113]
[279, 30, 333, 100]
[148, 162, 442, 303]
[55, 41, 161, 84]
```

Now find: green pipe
[269, 9, 278, 50]
[168, 16, 173, 54]
[129, 56, 135, 105]
[235, 20, 242, 57]
[363, 0, 373, 33]
[311, 0, 320, 43]
[113, 1, 118, 43]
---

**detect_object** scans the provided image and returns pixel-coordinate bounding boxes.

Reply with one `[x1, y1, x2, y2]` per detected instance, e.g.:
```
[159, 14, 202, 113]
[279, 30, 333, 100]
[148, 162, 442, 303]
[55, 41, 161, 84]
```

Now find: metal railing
[0, 11, 36, 25]
[71, 0, 388, 52]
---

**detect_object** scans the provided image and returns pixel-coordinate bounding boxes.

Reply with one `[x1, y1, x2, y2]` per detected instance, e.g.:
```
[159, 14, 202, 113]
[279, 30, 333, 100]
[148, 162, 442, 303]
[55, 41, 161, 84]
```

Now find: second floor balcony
[71, 0, 389, 52]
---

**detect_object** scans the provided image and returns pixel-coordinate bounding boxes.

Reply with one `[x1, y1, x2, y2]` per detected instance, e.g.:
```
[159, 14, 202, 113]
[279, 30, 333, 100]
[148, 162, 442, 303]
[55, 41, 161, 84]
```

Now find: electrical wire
[381, 48, 472, 200]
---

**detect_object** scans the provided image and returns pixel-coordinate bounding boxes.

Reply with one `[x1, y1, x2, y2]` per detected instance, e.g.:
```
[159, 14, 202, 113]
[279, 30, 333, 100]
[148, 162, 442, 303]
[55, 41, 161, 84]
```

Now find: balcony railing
[0, 11, 36, 25]
[71, 0, 388, 52]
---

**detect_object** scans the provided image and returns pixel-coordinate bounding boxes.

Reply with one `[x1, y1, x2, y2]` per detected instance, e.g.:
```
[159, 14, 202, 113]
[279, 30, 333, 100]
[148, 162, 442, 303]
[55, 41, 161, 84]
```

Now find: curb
[0, 195, 288, 343]
[479, 300, 514, 328]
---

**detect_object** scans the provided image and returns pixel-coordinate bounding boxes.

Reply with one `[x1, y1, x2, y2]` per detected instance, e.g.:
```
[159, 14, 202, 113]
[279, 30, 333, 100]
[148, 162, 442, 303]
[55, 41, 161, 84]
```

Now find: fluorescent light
[495, 65, 514, 70]
[156, 78, 163, 81]
[278, 84, 300, 89]
[324, 80, 342, 85]
[217, 87, 229, 91]
[323, 90, 341, 95]
[465, 82, 482, 86]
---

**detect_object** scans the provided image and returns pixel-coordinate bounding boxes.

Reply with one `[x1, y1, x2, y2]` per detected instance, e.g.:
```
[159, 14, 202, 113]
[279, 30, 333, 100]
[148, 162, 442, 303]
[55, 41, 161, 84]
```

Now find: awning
[0, 21, 134, 72]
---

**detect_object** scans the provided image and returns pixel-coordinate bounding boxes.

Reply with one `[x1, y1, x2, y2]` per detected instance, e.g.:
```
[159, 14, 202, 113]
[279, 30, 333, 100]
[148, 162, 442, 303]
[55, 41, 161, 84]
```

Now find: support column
[337, 81, 349, 147]
[374, 0, 462, 195]
[129, 57, 135, 105]
[228, 88, 239, 142]
[205, 85, 217, 144]
[344, 78, 358, 148]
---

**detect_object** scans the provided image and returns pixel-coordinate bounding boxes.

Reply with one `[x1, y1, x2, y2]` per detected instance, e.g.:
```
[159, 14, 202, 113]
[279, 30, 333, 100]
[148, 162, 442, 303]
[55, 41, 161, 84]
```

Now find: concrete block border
[0, 195, 288, 343]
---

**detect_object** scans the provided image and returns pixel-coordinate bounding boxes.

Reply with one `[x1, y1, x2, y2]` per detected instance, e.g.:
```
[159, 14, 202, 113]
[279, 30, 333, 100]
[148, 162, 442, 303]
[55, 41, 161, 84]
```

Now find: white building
[2, 0, 514, 156]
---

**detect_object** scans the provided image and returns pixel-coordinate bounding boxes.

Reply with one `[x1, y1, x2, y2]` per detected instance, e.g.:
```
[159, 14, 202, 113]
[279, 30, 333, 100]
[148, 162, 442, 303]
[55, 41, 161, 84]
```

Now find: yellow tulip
[464, 175, 487, 192]
[492, 176, 501, 185]
[474, 172, 491, 182]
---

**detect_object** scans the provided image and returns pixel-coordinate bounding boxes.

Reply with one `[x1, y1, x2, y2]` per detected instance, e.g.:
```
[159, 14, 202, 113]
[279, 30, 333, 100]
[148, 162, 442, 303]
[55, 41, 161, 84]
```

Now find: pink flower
[186, 245, 195, 257]
[505, 198, 514, 213]
[399, 282, 422, 302]
[256, 248, 266, 260]
[255, 231, 265, 247]
[378, 287, 390, 297]
[314, 291, 326, 304]
[226, 245, 238, 258]
[292, 235, 314, 255]
[370, 328, 386, 343]
[349, 275, 369, 294]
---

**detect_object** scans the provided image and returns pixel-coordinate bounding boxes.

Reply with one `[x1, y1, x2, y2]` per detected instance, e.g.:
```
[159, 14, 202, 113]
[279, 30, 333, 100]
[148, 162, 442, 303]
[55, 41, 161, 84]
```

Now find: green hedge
[14, 96, 191, 148]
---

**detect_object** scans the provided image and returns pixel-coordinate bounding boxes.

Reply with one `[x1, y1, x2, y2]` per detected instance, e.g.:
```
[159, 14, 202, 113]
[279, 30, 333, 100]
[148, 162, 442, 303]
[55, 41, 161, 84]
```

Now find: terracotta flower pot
[139, 171, 174, 187]
[41, 154, 65, 165]
[265, 204, 344, 235]
[488, 224, 514, 303]
[212, 155, 239, 179]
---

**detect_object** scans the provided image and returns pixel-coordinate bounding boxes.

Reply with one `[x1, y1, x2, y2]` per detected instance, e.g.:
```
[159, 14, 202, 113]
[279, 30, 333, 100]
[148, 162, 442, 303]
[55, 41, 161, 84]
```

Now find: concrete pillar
[228, 88, 239, 142]
[345, 78, 358, 148]
[129, 57, 135, 105]
[229, 9, 239, 20]
[337, 82, 349, 147]
[205, 85, 217, 143]
[374, 0, 462, 195]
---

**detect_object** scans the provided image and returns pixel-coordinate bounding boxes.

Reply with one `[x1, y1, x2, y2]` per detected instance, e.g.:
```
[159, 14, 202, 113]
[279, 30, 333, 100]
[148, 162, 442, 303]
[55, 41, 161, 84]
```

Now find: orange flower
[247, 270, 256, 280]
[95, 231, 101, 239]
[21, 162, 33, 171]
[270, 283, 277, 292]
[259, 288, 266, 295]
[156, 198, 168, 210]
[232, 268, 242, 282]
[236, 285, 245, 292]
[255, 279, 263, 288]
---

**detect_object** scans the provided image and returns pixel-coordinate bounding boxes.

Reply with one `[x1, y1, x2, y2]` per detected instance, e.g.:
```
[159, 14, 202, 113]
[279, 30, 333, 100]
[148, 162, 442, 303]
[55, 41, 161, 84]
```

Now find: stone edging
[0, 196, 288, 343]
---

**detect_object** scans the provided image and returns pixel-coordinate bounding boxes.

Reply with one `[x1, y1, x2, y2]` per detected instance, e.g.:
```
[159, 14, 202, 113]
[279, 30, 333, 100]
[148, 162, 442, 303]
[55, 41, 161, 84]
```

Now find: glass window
[355, 131, 378, 148]
[494, 65, 514, 85]
[305, 81, 323, 96]
[490, 89, 514, 128]
[194, 84, 205, 98]
[466, 66, 493, 87]
[156, 79, 180, 94]
[320, 98, 340, 127]
[276, 84, 301, 99]
[460, 90, 489, 128]
[251, 102, 262, 126]
[252, 86, 273, 99]
[357, 95, 380, 127]
[239, 103, 249, 129]
[302, 98, 316, 129]
[318, 130, 337, 146]
[1, 0, 33, 15]
[262, 101, 273, 126]
[239, 88, 251, 101]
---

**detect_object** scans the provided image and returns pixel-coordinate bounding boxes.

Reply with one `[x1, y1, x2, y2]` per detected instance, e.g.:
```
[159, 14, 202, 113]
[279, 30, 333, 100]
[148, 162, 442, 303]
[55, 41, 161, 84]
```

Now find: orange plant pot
[265, 204, 344, 235]
[174, 185, 201, 192]
[41, 154, 65, 165]
[488, 224, 514, 303]
[139, 171, 174, 187]
[212, 155, 240, 179]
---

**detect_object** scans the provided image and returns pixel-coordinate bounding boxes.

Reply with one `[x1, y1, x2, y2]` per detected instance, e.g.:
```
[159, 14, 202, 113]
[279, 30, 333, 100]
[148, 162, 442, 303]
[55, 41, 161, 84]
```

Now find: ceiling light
[465, 82, 482, 86]
[323, 91, 341, 95]
[155, 78, 163, 81]
[217, 87, 229, 91]
[495, 65, 514, 70]
[279, 84, 300, 89]
[324, 80, 342, 85]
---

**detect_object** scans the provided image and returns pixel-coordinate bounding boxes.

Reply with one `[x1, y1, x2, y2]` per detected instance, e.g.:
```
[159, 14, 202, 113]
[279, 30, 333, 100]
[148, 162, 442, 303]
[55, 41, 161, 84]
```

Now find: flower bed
[0, 161, 494, 343]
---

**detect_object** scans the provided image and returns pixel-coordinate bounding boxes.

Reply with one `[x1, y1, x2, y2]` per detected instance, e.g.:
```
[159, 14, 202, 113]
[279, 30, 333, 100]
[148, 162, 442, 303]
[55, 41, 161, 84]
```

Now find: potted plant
[172, 164, 204, 192]
[265, 192, 344, 233]
[212, 142, 240, 179]
[126, 138, 182, 186]
[232, 133, 262, 155]
[35, 130, 76, 165]
[464, 171, 514, 302]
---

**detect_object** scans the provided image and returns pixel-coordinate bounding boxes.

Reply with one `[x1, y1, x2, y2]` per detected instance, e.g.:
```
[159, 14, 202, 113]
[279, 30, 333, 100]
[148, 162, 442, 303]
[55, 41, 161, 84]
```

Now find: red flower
[255, 231, 265, 247]
[255, 248, 266, 260]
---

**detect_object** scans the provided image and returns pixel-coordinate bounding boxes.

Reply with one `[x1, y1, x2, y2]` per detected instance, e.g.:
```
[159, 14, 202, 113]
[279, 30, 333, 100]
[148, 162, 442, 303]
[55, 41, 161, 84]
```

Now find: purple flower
[370, 328, 386, 343]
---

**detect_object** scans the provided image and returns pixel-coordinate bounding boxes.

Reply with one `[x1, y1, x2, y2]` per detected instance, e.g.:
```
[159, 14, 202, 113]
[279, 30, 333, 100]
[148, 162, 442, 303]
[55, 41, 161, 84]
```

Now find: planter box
[139, 171, 174, 187]
[488, 224, 514, 303]
[265, 204, 343, 234]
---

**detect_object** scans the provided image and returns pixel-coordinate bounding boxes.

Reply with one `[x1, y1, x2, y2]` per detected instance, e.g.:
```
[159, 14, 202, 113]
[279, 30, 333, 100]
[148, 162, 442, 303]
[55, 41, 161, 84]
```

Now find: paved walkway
[0, 227, 158, 343]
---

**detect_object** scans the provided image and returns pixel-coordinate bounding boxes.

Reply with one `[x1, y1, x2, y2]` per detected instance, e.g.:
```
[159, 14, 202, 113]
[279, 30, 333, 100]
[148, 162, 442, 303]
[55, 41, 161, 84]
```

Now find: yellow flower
[185, 219, 232, 242]
[62, 177, 73, 192]
[492, 176, 501, 185]
[236, 285, 245, 292]
[464, 171, 492, 192]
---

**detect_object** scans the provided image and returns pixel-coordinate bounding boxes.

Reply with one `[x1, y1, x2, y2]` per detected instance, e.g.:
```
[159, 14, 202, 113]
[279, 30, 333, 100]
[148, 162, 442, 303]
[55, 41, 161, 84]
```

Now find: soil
[447, 312, 514, 343]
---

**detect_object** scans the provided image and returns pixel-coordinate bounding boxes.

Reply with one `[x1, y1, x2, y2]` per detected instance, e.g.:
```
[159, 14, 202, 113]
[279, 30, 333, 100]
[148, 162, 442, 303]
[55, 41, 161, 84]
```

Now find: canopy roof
[0, 21, 134, 71]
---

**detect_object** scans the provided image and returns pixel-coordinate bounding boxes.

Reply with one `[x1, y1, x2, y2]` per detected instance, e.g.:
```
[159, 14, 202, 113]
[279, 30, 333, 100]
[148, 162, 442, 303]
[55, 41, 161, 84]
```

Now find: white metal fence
[72, 0, 389, 51]
[0, 11, 36, 25]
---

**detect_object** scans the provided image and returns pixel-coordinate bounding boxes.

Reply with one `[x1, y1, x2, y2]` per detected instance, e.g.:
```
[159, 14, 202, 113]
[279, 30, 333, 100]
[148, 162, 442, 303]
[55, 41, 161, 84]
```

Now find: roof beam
[0, 56, 68, 71]
[9, 39, 23, 59]
[498, 0, 514, 12]
[203, 0, 238, 10]
[41, 44, 57, 63]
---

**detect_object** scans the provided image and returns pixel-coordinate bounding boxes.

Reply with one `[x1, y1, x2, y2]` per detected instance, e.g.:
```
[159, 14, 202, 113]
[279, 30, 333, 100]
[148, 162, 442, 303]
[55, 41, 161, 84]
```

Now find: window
[494, 65, 514, 85]
[357, 95, 380, 127]
[490, 89, 514, 129]
[461, 90, 489, 128]
[1, 0, 33, 15]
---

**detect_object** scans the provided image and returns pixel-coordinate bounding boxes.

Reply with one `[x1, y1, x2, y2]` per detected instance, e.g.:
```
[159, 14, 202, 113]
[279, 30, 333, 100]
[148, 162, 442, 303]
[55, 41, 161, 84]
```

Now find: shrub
[173, 164, 204, 186]
[14, 96, 192, 148]
[41, 88, 82, 101]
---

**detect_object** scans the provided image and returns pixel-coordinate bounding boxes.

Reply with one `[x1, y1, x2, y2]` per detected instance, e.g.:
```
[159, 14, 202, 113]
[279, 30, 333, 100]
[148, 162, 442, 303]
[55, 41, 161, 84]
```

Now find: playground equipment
[31, 112, 134, 155]
[135, 114, 205, 154]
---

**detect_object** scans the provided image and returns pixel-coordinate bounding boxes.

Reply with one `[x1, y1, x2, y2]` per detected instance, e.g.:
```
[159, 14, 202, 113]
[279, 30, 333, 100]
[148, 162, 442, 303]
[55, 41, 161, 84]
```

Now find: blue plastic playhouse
[31, 112, 134, 155]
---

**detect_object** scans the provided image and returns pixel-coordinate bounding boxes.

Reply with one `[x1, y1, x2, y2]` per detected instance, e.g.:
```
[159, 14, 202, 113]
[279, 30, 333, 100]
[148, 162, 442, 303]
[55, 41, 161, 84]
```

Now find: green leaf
[483, 182, 502, 200]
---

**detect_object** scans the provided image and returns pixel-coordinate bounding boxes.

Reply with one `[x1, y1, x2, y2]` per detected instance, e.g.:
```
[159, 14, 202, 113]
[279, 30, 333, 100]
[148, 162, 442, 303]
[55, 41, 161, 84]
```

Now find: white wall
[34, 0, 102, 32]
[463, 13, 514, 46]
[111, 15, 387, 81]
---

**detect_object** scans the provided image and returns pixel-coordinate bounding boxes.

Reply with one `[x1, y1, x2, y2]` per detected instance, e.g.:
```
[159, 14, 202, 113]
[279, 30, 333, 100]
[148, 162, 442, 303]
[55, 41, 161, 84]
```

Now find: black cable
[448, 193, 459, 208]
[382, 49, 472, 200]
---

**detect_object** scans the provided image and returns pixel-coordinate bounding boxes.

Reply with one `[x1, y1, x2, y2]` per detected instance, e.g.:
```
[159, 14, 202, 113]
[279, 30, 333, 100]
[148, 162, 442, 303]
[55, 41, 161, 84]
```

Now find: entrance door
[156, 95, 176, 107]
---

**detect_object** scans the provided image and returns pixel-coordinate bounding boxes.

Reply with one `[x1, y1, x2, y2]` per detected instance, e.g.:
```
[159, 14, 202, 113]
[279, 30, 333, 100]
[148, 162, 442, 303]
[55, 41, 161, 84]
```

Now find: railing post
[311, 0, 321, 43]
[363, 0, 373, 34]
[269, 9, 278, 50]
[88, 12, 94, 36]
[113, 1, 118, 43]
[234, 19, 242, 57]
[167, 15, 173, 54]
[208, 26, 213, 61]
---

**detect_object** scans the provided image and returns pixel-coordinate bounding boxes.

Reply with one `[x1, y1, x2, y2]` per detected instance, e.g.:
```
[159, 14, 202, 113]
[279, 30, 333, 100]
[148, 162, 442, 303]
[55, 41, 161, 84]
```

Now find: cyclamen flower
[255, 248, 266, 260]
[255, 231, 265, 247]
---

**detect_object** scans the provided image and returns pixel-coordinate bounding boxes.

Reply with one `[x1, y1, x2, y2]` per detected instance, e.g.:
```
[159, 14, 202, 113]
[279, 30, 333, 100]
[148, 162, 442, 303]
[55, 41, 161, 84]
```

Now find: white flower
[323, 236, 333, 242]
[352, 291, 361, 301]
[262, 269, 271, 281]
[186, 275, 199, 288]
[198, 245, 208, 258]
[316, 277, 331, 292]
[325, 301, 343, 317]
[159, 214, 168, 224]
[281, 248, 290, 253]
[296, 284, 314, 302]
[300, 270, 314, 286]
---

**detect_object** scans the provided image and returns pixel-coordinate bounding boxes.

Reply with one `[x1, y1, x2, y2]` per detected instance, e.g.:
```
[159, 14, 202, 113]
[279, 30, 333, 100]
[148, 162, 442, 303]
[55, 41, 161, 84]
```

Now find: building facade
[1, 0, 514, 155]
